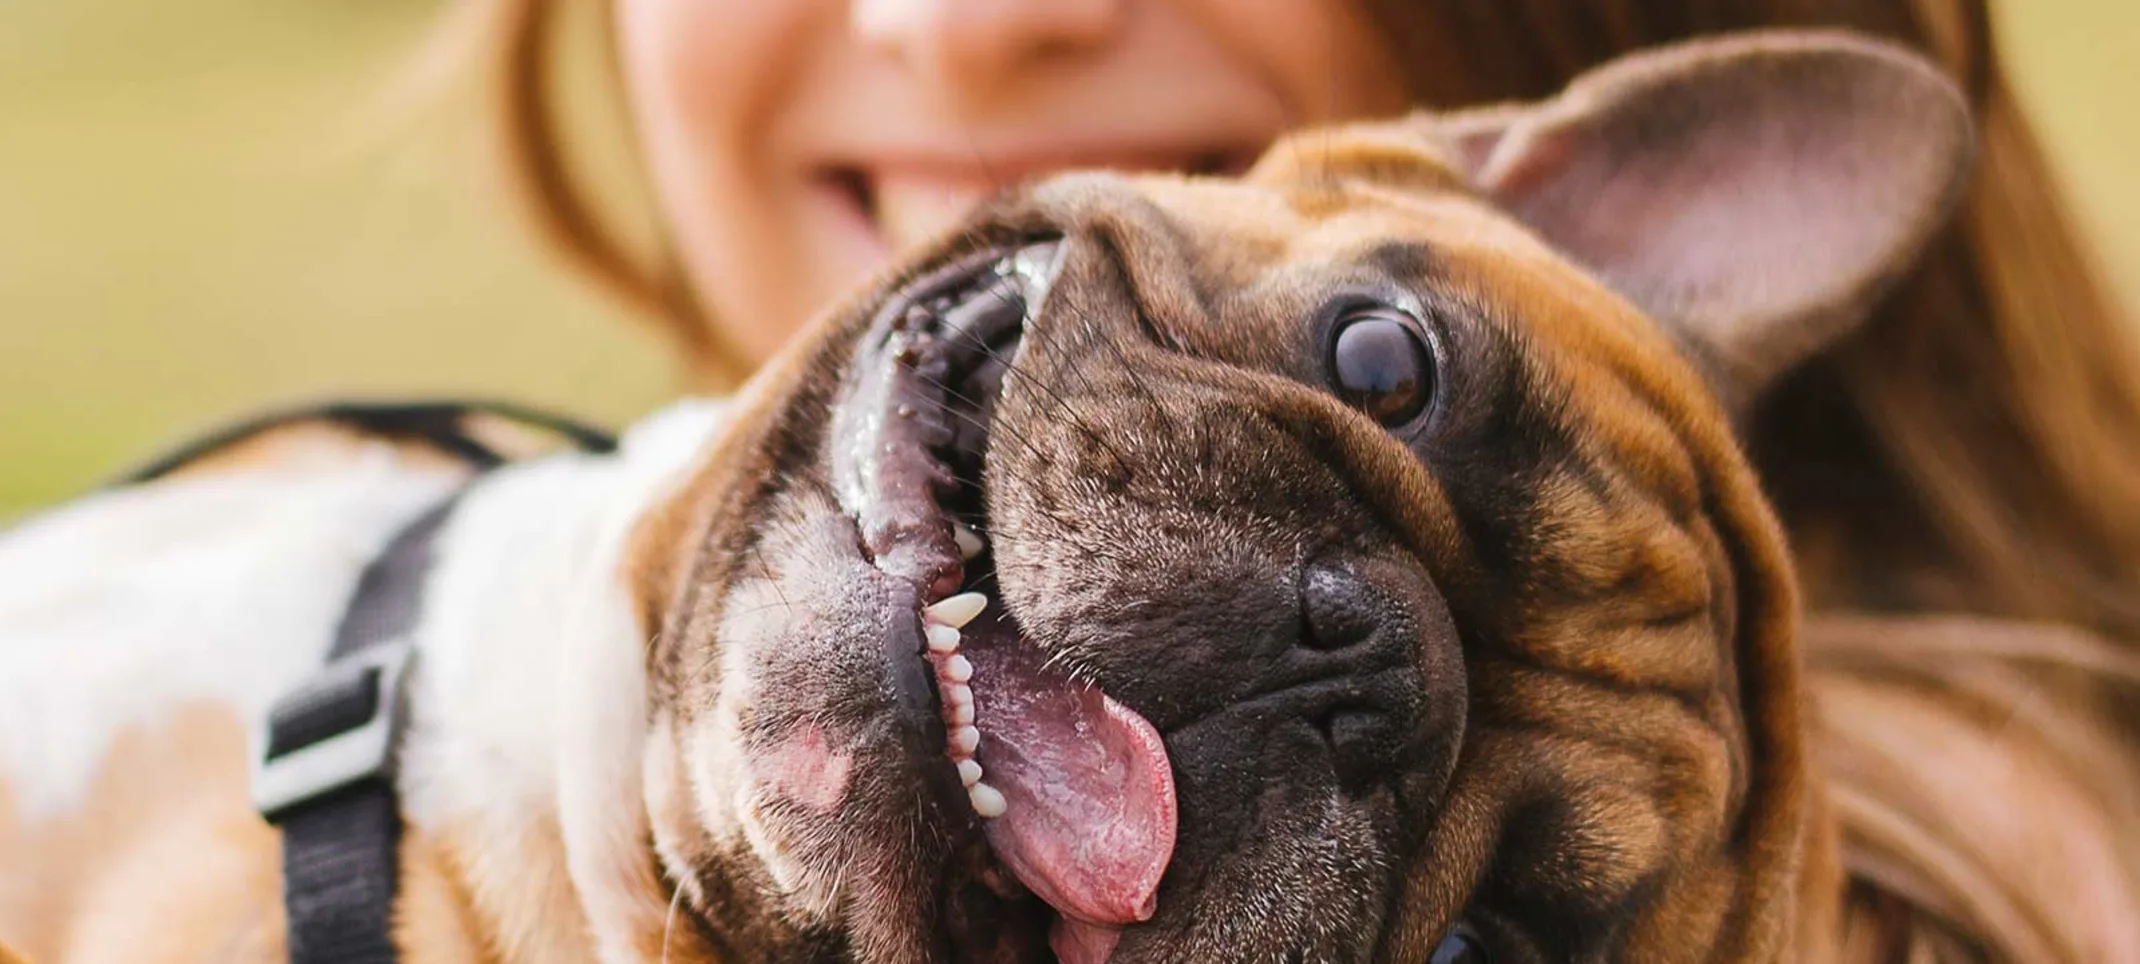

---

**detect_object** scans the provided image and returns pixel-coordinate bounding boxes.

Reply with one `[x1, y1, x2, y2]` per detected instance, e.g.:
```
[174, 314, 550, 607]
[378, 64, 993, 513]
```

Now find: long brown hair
[474, 1, 2140, 959]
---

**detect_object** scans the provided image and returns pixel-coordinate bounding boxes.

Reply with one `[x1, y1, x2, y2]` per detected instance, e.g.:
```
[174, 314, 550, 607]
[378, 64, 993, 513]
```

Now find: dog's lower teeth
[948, 701, 975, 726]
[950, 725, 981, 755]
[926, 624, 961, 653]
[925, 592, 987, 628]
[969, 782, 1007, 818]
[958, 759, 984, 787]
[941, 654, 973, 683]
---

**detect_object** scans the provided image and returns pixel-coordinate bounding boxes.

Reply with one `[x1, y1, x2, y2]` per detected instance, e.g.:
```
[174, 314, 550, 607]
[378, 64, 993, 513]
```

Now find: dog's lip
[826, 238, 1184, 955]
[827, 232, 1069, 736]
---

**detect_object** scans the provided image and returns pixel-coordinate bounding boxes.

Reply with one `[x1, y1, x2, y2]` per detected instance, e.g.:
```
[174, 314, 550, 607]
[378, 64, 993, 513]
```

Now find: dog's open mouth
[830, 240, 1178, 962]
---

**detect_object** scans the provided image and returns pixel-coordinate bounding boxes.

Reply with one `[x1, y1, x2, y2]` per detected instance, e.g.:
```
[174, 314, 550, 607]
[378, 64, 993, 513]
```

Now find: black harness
[122, 401, 617, 964]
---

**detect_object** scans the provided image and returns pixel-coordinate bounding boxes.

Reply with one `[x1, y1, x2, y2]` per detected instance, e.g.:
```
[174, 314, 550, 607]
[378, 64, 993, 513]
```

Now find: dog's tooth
[941, 654, 973, 683]
[953, 522, 985, 560]
[957, 759, 983, 787]
[969, 783, 1007, 818]
[949, 725, 980, 756]
[941, 682, 973, 727]
[924, 592, 986, 629]
[925, 624, 961, 653]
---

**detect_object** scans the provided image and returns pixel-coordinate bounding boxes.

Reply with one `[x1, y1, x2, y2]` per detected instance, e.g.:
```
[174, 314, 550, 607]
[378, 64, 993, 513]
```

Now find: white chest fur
[0, 401, 726, 833]
[0, 451, 460, 821]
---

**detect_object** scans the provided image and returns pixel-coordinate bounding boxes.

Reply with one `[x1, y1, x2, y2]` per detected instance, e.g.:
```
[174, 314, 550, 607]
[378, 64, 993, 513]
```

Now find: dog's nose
[1301, 564, 1391, 653]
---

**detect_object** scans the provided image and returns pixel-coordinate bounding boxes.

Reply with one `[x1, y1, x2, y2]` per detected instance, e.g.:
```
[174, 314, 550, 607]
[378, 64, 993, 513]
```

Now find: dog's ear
[1429, 30, 1974, 406]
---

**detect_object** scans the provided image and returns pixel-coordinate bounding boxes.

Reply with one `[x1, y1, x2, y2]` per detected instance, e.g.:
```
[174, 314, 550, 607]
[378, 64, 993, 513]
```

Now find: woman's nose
[851, 0, 1124, 98]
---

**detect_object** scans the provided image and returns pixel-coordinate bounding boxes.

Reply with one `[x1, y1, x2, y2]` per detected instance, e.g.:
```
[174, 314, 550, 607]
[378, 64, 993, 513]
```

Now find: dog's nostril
[1314, 705, 1383, 749]
[1300, 564, 1390, 652]
[1315, 702, 1400, 793]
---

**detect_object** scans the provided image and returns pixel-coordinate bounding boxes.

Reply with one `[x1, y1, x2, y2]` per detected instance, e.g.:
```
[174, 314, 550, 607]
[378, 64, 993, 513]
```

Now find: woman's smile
[816, 140, 1263, 252]
[615, 0, 1407, 367]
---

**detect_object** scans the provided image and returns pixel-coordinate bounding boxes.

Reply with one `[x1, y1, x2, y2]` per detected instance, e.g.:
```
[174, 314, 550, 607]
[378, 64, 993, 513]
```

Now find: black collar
[141, 401, 620, 964]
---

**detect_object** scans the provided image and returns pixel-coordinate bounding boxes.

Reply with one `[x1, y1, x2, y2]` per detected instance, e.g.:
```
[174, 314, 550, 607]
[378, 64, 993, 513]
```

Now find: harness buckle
[252, 639, 417, 822]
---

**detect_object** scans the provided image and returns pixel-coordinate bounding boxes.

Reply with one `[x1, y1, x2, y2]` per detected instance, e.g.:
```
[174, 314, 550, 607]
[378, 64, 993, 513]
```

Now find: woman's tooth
[925, 623, 961, 653]
[941, 654, 973, 683]
[924, 592, 987, 628]
[952, 522, 986, 560]
[949, 725, 980, 756]
[957, 759, 983, 787]
[968, 783, 1007, 819]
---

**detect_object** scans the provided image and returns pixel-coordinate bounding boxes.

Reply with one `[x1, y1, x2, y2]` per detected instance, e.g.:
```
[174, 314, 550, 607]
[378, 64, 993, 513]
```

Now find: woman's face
[615, 0, 1409, 367]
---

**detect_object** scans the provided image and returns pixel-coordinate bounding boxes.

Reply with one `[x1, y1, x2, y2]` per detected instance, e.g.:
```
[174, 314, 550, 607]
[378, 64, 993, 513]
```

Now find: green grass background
[3, 0, 2136, 514]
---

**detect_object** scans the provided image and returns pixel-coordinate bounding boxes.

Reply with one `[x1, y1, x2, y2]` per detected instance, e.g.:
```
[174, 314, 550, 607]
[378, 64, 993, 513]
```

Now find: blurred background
[2, 0, 2136, 515]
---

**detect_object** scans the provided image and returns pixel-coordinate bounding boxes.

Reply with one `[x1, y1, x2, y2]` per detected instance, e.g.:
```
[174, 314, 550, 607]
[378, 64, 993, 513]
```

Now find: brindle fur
[1, 30, 2015, 964]
[626, 30, 1978, 964]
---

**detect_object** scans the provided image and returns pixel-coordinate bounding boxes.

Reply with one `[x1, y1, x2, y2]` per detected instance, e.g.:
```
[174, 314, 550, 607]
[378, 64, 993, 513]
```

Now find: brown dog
[0, 30, 2002, 964]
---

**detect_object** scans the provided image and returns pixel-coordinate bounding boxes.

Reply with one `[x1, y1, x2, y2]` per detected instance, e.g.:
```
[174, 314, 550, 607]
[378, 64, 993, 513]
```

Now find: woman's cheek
[614, 0, 844, 361]
[1180, 0, 1409, 123]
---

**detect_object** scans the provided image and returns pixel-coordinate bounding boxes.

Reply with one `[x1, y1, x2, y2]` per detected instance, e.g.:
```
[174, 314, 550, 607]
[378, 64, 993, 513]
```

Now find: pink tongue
[961, 633, 1177, 928]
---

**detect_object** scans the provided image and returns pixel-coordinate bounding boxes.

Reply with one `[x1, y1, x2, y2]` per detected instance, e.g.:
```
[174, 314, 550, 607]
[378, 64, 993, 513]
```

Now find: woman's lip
[813, 134, 1267, 185]
[849, 148, 1253, 185]
[814, 143, 1263, 252]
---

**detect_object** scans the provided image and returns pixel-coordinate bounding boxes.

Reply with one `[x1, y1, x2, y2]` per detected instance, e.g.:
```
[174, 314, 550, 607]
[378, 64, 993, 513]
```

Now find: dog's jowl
[0, 30, 1983, 964]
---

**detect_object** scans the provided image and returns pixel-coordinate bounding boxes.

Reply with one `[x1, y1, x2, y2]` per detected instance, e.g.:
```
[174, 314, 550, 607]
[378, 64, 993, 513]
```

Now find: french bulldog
[0, 29, 1978, 964]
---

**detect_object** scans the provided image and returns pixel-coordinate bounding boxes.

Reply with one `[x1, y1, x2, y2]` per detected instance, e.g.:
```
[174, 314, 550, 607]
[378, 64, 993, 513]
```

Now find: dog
[0, 30, 1996, 964]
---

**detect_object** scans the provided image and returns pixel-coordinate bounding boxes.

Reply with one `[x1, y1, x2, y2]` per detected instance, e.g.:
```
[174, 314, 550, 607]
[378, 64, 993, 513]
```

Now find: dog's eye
[1328, 304, 1435, 426]
[1429, 923, 1492, 964]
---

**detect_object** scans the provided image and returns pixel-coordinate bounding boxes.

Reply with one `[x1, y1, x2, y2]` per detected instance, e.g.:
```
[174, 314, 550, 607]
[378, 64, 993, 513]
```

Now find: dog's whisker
[997, 357, 1139, 471]
[745, 541, 796, 615]
[660, 877, 685, 964]
[947, 287, 1118, 443]
[1073, 302, 1182, 448]
[922, 372, 1059, 471]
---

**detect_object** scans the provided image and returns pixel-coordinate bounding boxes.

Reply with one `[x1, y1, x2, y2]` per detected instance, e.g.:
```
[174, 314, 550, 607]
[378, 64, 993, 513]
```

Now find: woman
[479, 1, 2140, 959]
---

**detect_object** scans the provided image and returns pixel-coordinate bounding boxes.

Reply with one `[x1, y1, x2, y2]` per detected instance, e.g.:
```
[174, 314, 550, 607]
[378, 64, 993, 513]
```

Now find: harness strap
[115, 399, 617, 485]
[223, 402, 616, 964]
[261, 501, 450, 964]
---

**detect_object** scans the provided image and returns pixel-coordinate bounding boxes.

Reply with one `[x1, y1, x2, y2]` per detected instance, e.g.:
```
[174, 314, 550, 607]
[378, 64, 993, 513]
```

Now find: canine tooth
[953, 522, 985, 560]
[969, 783, 1007, 818]
[925, 592, 986, 629]
[925, 624, 961, 653]
[957, 759, 983, 787]
[941, 654, 973, 683]
[949, 725, 980, 756]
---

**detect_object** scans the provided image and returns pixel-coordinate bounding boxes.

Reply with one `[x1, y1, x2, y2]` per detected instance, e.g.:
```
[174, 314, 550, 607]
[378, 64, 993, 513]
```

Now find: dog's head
[626, 30, 1971, 964]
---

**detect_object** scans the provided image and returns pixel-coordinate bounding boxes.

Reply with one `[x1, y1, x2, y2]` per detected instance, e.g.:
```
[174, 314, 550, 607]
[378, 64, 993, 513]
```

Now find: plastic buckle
[252, 640, 416, 822]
